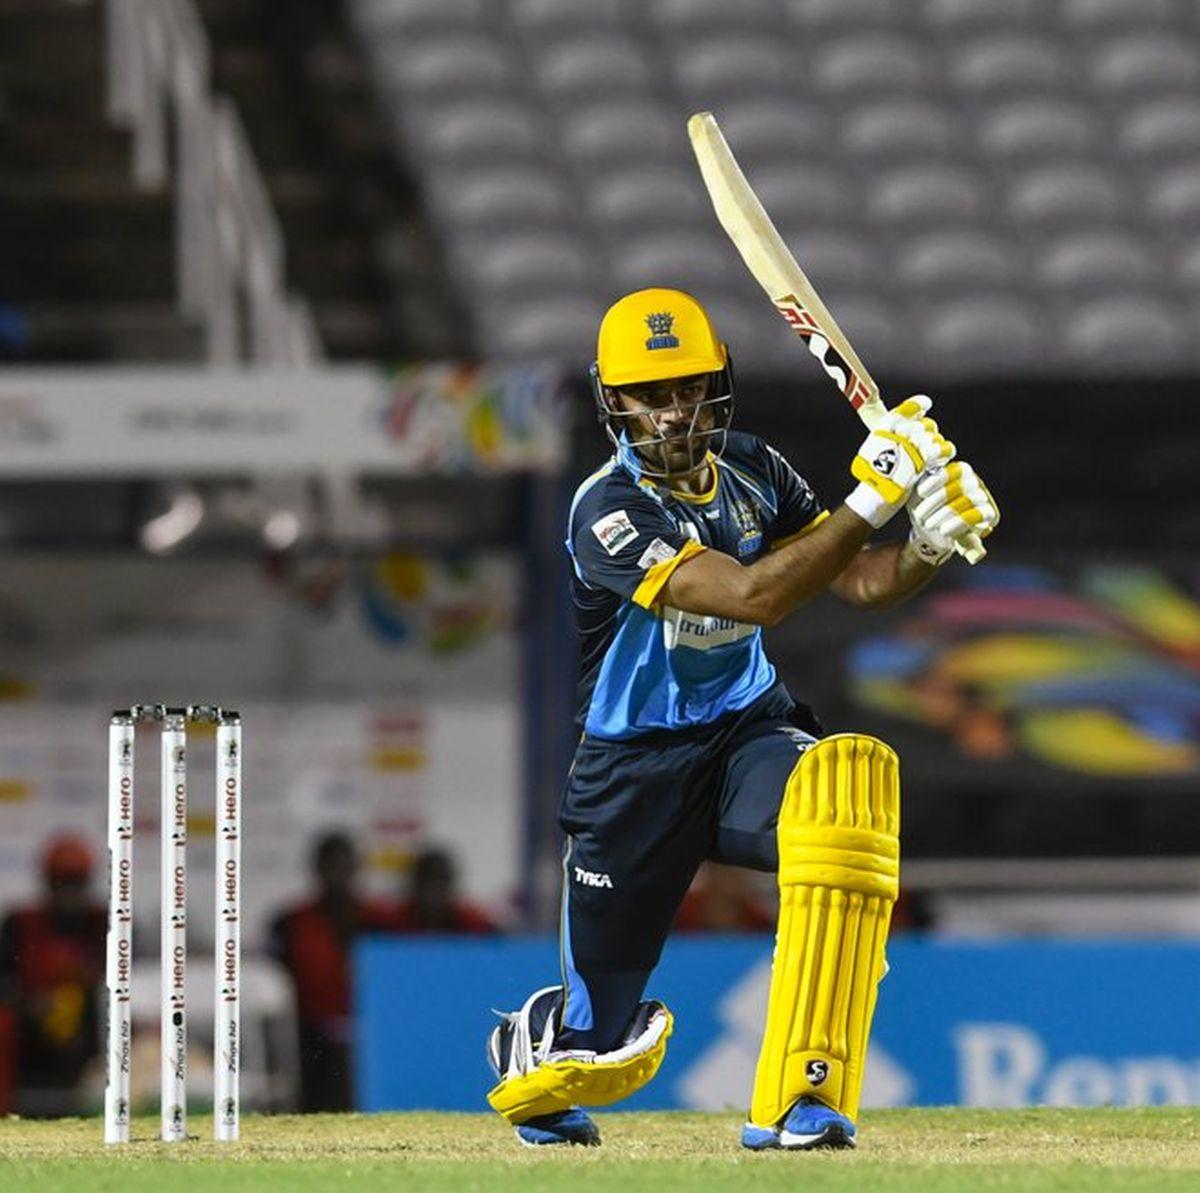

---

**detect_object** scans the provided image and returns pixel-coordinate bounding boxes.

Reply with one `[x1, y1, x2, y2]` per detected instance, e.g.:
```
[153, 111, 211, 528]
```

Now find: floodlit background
[1, 0, 1198, 1119]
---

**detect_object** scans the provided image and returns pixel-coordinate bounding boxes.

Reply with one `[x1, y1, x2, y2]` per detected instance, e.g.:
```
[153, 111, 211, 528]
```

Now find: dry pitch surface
[3, 1109, 1199, 1192]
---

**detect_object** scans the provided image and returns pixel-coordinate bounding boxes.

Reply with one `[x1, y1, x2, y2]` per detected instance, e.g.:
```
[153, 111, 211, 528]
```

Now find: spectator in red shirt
[392, 847, 497, 935]
[269, 831, 397, 1112]
[0, 834, 106, 1116]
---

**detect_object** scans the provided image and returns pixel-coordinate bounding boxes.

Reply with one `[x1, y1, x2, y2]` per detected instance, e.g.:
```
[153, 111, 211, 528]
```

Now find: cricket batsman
[486, 288, 999, 1150]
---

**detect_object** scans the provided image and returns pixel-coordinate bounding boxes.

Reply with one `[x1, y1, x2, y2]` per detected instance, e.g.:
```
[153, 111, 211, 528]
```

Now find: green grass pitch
[3, 1109, 1199, 1192]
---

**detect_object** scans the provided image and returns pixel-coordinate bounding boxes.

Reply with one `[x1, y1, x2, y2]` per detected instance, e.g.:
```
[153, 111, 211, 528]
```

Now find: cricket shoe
[515, 1108, 601, 1147]
[741, 1096, 857, 1151]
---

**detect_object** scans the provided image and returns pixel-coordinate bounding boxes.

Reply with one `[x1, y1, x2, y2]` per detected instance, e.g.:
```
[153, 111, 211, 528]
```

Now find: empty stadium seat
[1119, 100, 1200, 162]
[1144, 166, 1200, 224]
[672, 37, 797, 102]
[922, 0, 1045, 32]
[713, 100, 829, 165]
[1007, 166, 1124, 226]
[1171, 238, 1200, 287]
[895, 230, 1020, 288]
[425, 166, 574, 231]
[1061, 0, 1181, 30]
[1059, 294, 1184, 365]
[922, 294, 1043, 365]
[377, 36, 515, 97]
[868, 165, 989, 226]
[746, 162, 858, 224]
[1036, 231, 1161, 289]
[509, 0, 627, 31]
[774, 229, 877, 290]
[952, 35, 1066, 94]
[608, 232, 734, 293]
[535, 36, 652, 97]
[651, 0, 783, 29]
[811, 34, 929, 95]
[977, 99, 1098, 162]
[354, 0, 489, 34]
[787, 0, 905, 29]
[477, 295, 599, 359]
[842, 100, 959, 161]
[586, 165, 709, 227]
[458, 232, 594, 294]
[1090, 36, 1200, 94]
[401, 100, 544, 164]
[557, 101, 682, 169]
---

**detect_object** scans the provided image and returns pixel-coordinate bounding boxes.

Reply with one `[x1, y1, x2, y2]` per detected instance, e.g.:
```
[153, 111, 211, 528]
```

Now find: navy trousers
[556, 682, 820, 1051]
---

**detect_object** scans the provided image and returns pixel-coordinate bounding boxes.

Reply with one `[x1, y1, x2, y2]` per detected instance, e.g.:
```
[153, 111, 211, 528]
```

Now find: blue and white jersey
[567, 430, 827, 740]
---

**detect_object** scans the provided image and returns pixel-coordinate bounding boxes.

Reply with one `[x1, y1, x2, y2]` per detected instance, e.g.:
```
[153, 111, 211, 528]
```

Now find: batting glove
[907, 460, 1000, 565]
[846, 395, 956, 529]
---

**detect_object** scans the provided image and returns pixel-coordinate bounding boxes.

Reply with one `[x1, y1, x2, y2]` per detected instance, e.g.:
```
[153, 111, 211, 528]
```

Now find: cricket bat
[687, 111, 985, 565]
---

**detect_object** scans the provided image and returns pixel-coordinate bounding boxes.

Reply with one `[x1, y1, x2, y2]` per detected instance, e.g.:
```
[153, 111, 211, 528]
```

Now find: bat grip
[957, 532, 986, 565]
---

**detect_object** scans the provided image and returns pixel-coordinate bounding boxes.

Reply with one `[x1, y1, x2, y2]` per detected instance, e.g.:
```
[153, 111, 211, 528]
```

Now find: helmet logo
[645, 311, 680, 350]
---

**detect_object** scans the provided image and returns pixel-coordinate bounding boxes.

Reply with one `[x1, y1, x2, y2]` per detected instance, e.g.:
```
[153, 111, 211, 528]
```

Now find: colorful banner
[355, 936, 1200, 1112]
[0, 363, 566, 476]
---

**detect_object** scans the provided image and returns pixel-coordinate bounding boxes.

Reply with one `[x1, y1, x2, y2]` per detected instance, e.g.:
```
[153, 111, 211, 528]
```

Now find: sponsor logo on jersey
[591, 509, 638, 555]
[637, 538, 677, 571]
[661, 606, 757, 652]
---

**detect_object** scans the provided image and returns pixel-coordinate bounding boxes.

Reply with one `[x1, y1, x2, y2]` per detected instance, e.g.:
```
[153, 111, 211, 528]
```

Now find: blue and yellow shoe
[515, 1107, 601, 1147]
[741, 1096, 857, 1151]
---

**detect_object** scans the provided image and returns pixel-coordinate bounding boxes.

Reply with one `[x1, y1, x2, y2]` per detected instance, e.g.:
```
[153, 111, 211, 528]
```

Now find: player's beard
[643, 412, 713, 480]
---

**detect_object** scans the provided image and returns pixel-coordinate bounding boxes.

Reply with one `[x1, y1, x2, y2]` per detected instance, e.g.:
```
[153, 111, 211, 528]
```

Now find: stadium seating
[349, 0, 1200, 375]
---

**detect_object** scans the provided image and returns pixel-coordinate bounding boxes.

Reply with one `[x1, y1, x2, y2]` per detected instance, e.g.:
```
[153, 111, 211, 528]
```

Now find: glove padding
[846, 395, 956, 529]
[907, 460, 1000, 565]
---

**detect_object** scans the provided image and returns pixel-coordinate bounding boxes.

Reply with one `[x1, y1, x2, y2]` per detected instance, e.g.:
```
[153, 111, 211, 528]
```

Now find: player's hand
[846, 395, 956, 528]
[907, 460, 1000, 565]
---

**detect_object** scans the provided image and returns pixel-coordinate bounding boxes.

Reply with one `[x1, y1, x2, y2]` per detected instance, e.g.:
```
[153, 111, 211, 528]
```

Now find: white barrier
[105, 0, 321, 365]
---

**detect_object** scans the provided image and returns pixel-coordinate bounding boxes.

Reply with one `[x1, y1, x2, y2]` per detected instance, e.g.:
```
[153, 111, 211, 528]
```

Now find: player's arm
[829, 458, 1000, 608]
[660, 397, 957, 625]
[659, 505, 874, 626]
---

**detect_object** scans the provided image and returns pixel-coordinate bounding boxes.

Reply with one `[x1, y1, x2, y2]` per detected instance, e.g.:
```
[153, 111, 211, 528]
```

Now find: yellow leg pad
[487, 1007, 673, 1125]
[749, 733, 899, 1128]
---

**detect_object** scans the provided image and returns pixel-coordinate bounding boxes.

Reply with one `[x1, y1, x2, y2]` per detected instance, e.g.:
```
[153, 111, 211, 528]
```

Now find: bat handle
[957, 532, 986, 565]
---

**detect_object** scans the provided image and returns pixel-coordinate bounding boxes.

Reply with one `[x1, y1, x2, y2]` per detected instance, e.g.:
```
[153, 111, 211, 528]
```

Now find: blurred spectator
[0, 302, 30, 359]
[674, 863, 775, 933]
[391, 846, 497, 935]
[269, 831, 397, 1112]
[0, 834, 106, 1116]
[892, 888, 938, 933]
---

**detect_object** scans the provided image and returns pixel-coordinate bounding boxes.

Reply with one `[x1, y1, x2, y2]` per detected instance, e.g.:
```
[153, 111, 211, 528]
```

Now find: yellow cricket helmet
[594, 288, 728, 387]
[589, 288, 736, 478]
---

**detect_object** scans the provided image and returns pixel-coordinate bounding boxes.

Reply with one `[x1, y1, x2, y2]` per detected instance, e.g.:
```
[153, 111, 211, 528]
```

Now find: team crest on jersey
[591, 509, 638, 555]
[733, 499, 763, 557]
[645, 311, 680, 350]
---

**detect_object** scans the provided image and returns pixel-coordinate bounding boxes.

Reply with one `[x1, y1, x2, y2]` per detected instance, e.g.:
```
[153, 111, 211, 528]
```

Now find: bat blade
[687, 110, 985, 565]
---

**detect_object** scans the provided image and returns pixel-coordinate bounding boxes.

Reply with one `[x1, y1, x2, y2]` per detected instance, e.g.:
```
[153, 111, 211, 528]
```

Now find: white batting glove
[907, 460, 1000, 565]
[846, 395, 956, 528]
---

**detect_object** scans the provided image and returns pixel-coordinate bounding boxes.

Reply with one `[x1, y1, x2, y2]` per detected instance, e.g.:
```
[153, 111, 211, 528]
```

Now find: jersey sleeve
[569, 484, 706, 609]
[761, 442, 828, 547]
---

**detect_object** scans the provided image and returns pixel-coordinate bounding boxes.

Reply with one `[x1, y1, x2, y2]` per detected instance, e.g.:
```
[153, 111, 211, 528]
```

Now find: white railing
[105, 0, 323, 365]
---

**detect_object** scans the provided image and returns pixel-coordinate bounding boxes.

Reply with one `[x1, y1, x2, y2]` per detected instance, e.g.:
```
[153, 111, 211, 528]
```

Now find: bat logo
[775, 298, 870, 409]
